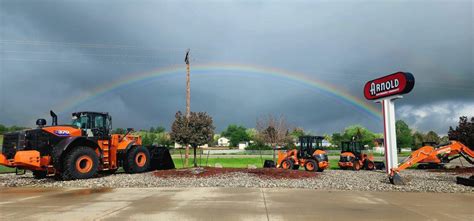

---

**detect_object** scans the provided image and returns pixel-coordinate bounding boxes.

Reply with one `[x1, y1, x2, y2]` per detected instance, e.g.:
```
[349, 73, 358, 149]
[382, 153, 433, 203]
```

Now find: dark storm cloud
[0, 0, 472, 134]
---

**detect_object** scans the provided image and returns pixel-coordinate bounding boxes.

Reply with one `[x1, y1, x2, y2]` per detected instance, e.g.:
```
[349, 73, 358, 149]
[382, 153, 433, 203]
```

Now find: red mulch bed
[153, 167, 319, 179]
[428, 167, 474, 174]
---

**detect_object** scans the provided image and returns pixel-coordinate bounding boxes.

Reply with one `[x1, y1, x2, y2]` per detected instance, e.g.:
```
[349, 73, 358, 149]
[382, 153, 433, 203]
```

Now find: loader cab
[71, 112, 112, 139]
[341, 141, 364, 155]
[299, 136, 325, 158]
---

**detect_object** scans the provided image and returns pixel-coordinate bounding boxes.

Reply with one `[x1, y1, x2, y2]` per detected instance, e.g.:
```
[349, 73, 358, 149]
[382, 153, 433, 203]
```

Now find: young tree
[448, 116, 474, 149]
[221, 124, 250, 147]
[170, 111, 215, 167]
[396, 120, 413, 152]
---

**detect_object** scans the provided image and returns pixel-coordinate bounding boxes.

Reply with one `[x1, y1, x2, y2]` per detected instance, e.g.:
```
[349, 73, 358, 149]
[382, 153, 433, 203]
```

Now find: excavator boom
[390, 141, 473, 185]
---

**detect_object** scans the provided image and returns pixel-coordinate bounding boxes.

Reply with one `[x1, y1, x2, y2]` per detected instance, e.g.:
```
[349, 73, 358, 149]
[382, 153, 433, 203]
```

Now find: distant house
[218, 137, 230, 147]
[238, 142, 249, 150]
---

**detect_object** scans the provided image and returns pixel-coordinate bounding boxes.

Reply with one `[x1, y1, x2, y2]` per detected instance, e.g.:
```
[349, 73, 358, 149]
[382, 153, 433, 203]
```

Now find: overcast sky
[0, 0, 472, 135]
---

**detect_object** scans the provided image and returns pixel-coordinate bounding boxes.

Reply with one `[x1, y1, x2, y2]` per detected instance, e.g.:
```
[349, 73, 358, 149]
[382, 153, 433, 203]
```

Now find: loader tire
[280, 159, 294, 170]
[61, 146, 99, 180]
[123, 146, 150, 174]
[32, 170, 48, 179]
[352, 160, 361, 171]
[304, 159, 319, 172]
[364, 160, 375, 170]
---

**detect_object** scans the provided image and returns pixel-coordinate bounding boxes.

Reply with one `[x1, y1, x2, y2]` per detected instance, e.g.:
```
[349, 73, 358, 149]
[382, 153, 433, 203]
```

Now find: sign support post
[376, 95, 402, 174]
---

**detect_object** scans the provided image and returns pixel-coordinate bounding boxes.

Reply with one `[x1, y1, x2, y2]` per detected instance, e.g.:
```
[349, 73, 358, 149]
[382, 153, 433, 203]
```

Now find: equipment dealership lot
[0, 187, 472, 221]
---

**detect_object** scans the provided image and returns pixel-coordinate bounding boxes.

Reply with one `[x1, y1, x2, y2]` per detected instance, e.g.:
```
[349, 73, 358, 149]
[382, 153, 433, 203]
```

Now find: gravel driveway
[1, 169, 472, 193]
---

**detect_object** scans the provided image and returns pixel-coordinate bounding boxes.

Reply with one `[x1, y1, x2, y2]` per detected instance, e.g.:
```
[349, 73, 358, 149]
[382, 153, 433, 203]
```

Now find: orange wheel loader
[338, 141, 375, 170]
[275, 136, 329, 172]
[0, 111, 174, 180]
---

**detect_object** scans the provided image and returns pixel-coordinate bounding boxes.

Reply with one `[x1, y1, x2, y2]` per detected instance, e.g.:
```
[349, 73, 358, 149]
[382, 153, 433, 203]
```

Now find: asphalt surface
[0, 188, 472, 221]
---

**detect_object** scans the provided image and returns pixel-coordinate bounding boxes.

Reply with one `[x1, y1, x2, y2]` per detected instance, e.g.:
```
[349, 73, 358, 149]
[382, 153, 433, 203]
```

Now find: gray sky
[0, 0, 472, 135]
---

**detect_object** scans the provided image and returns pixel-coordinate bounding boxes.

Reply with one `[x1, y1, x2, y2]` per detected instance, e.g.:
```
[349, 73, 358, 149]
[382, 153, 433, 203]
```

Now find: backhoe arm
[389, 141, 473, 185]
[391, 146, 436, 175]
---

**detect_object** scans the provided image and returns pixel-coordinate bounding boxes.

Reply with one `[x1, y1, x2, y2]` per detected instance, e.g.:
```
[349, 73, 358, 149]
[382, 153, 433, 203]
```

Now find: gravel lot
[0, 169, 472, 193]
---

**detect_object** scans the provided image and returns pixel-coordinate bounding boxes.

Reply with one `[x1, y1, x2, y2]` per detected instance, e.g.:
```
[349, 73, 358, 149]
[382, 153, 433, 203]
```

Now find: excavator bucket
[389, 173, 406, 185]
[147, 146, 175, 170]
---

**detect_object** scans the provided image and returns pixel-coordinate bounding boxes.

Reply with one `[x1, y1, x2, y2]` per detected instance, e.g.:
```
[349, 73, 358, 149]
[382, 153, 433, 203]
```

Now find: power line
[0, 39, 181, 51]
[3, 50, 167, 58]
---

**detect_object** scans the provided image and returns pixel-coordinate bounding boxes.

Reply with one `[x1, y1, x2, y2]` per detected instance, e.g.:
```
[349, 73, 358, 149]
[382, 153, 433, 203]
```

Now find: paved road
[0, 188, 472, 221]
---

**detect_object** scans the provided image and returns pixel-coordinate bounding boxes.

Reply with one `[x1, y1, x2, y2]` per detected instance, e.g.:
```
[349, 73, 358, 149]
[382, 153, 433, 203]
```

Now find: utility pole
[184, 49, 191, 167]
[185, 49, 191, 118]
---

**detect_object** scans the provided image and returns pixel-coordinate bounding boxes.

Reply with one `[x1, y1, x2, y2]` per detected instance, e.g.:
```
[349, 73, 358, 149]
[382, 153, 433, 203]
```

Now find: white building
[238, 142, 249, 150]
[218, 137, 230, 147]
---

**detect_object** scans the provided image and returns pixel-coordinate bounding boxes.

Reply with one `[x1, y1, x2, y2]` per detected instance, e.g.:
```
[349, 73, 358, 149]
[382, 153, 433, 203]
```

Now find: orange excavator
[389, 141, 474, 185]
[276, 136, 329, 172]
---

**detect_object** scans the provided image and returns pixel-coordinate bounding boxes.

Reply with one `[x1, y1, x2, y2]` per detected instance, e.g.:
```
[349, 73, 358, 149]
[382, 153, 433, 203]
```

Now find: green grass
[171, 156, 342, 170]
[0, 165, 16, 173]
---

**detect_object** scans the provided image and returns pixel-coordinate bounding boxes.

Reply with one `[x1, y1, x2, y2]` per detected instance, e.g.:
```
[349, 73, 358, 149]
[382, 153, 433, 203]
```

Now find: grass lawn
[171, 156, 341, 170]
[0, 165, 16, 173]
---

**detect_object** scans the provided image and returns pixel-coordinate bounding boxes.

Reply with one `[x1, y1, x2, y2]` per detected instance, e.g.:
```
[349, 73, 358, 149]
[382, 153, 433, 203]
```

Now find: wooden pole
[184, 49, 191, 167]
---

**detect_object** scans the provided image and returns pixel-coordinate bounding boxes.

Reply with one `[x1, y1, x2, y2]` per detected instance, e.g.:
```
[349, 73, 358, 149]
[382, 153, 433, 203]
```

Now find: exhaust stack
[50, 110, 58, 126]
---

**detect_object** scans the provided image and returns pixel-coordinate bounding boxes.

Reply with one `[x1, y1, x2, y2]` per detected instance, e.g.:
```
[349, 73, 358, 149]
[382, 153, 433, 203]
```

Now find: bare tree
[256, 114, 292, 160]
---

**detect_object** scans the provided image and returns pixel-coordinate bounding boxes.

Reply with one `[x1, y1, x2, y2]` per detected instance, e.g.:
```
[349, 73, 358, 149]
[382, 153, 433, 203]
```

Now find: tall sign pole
[364, 72, 415, 184]
[184, 49, 191, 167]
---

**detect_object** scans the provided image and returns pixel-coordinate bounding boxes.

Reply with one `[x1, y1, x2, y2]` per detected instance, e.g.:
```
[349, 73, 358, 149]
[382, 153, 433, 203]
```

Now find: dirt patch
[153, 167, 319, 179]
[428, 167, 474, 174]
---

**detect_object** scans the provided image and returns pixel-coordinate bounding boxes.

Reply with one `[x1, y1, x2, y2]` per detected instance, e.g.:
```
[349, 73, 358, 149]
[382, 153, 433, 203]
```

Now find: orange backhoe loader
[275, 136, 329, 172]
[389, 141, 474, 185]
[0, 111, 174, 180]
[338, 141, 375, 170]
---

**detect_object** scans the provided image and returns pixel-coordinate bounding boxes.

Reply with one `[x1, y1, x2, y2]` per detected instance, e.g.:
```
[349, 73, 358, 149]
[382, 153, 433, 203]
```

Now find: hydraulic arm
[389, 141, 473, 185]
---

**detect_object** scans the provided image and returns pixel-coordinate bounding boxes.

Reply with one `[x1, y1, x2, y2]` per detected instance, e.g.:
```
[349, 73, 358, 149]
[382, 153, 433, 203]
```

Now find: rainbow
[55, 63, 381, 120]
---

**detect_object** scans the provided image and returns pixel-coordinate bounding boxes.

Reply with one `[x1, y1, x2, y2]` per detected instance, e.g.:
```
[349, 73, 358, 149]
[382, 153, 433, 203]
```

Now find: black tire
[123, 146, 151, 174]
[32, 170, 48, 179]
[280, 159, 294, 170]
[61, 146, 99, 180]
[304, 159, 319, 172]
[352, 160, 361, 171]
[292, 165, 300, 170]
[364, 160, 375, 170]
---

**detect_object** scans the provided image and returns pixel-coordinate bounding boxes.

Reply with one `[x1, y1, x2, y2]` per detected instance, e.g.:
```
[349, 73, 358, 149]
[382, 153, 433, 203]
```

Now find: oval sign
[364, 72, 415, 100]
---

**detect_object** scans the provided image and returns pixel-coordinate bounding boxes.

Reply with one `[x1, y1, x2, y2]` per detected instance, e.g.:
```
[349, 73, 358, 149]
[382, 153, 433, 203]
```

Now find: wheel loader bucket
[263, 160, 276, 168]
[374, 161, 385, 170]
[147, 146, 175, 171]
[389, 173, 406, 185]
